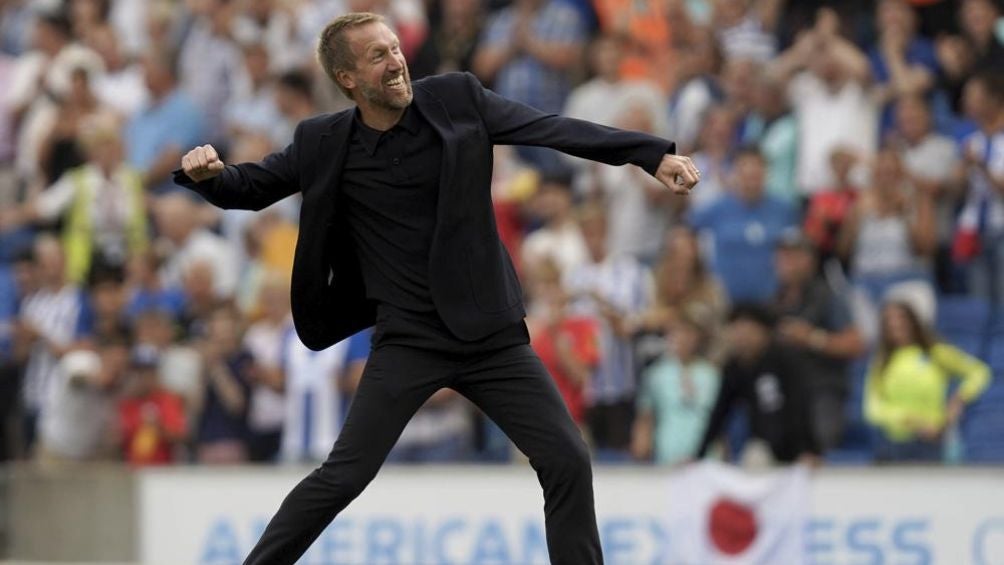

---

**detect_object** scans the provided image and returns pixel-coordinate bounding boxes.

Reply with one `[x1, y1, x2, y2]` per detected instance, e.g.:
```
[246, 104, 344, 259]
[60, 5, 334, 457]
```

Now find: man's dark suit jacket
[175, 72, 675, 351]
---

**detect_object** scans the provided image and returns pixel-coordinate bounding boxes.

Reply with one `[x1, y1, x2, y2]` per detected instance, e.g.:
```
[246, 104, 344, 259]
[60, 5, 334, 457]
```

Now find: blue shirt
[869, 38, 939, 132]
[690, 192, 797, 303]
[124, 89, 205, 194]
[0, 266, 15, 358]
[481, 1, 586, 114]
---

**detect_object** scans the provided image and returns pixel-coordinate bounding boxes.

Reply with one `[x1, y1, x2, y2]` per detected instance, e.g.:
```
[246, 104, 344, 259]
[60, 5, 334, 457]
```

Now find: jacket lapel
[413, 88, 461, 238]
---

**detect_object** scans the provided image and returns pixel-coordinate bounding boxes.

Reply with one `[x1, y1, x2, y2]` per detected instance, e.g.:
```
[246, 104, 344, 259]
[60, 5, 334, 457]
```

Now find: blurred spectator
[868, 0, 938, 130]
[958, 0, 1004, 73]
[667, 26, 722, 154]
[473, 0, 586, 171]
[0, 261, 19, 460]
[839, 149, 936, 341]
[563, 35, 668, 136]
[224, 42, 284, 148]
[741, 74, 798, 204]
[591, 0, 673, 91]
[242, 272, 291, 462]
[865, 300, 990, 462]
[773, 230, 865, 451]
[688, 105, 737, 210]
[410, 0, 485, 78]
[697, 304, 820, 465]
[77, 264, 130, 345]
[490, 145, 538, 276]
[527, 258, 600, 429]
[154, 193, 238, 299]
[631, 310, 719, 465]
[9, 10, 103, 185]
[956, 71, 1004, 301]
[35, 66, 106, 185]
[117, 345, 188, 465]
[131, 307, 202, 426]
[565, 203, 653, 458]
[232, 0, 302, 74]
[177, 0, 243, 145]
[37, 342, 123, 462]
[124, 47, 205, 195]
[521, 172, 588, 274]
[85, 23, 148, 116]
[279, 329, 369, 463]
[10, 111, 148, 284]
[15, 236, 86, 455]
[712, 0, 782, 63]
[178, 260, 225, 340]
[273, 70, 317, 147]
[771, 8, 878, 196]
[641, 227, 728, 346]
[594, 103, 676, 264]
[889, 95, 962, 292]
[195, 303, 252, 464]
[803, 147, 861, 266]
[388, 390, 476, 463]
[690, 146, 798, 303]
[0, 0, 35, 56]
[124, 250, 186, 322]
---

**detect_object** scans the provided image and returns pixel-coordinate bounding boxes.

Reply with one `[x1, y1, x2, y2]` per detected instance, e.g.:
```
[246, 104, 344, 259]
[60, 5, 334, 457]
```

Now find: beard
[358, 73, 413, 110]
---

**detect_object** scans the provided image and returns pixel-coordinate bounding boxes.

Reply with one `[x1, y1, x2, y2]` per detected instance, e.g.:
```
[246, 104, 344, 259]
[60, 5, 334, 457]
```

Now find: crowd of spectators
[0, 0, 1001, 468]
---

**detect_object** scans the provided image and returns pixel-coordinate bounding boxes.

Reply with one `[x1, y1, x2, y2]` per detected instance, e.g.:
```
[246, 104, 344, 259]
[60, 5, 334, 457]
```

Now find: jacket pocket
[466, 234, 521, 314]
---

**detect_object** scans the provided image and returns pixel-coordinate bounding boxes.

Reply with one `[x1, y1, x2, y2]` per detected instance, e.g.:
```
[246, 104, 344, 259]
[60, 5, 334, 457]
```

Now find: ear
[335, 69, 356, 92]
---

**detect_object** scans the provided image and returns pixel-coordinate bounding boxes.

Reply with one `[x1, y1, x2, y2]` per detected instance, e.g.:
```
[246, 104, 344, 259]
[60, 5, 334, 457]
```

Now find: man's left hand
[655, 154, 701, 195]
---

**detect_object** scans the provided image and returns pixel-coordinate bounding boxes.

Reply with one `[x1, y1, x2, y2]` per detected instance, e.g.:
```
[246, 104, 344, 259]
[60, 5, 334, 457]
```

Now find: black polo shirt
[340, 105, 529, 351]
[341, 105, 442, 313]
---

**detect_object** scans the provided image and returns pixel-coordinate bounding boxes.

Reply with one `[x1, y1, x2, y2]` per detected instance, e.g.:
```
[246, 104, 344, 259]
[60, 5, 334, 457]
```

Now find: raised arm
[173, 125, 302, 211]
[465, 73, 700, 193]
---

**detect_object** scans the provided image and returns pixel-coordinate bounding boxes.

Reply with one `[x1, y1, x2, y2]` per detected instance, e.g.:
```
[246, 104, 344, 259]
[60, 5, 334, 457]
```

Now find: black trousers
[243, 341, 603, 565]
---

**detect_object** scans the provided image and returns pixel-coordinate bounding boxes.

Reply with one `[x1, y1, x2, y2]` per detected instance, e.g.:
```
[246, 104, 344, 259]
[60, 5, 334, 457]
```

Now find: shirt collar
[352, 105, 422, 156]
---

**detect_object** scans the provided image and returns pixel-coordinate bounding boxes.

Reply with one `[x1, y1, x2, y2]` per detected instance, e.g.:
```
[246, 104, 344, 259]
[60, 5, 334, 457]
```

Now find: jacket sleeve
[465, 72, 676, 176]
[171, 123, 302, 211]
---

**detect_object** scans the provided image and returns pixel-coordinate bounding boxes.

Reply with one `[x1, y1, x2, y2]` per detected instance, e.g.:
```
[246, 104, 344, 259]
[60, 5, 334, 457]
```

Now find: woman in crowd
[838, 148, 936, 341]
[865, 300, 990, 463]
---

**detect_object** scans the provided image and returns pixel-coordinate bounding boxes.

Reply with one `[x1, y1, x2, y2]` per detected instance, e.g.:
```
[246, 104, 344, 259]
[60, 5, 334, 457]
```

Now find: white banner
[666, 462, 809, 565]
[139, 464, 1004, 565]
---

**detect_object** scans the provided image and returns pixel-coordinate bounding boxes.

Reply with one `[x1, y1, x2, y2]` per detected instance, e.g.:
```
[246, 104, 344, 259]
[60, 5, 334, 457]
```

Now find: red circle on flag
[708, 498, 758, 555]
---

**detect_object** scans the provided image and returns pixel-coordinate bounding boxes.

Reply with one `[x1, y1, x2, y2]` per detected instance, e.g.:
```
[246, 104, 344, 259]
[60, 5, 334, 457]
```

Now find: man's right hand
[181, 144, 225, 182]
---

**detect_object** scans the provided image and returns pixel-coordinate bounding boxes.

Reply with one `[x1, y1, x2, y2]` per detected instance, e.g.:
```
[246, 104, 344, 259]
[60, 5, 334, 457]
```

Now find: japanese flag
[665, 461, 810, 565]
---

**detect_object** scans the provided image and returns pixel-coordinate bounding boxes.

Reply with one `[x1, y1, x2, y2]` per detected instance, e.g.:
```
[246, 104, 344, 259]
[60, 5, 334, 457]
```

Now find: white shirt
[599, 164, 670, 262]
[280, 330, 348, 462]
[160, 229, 240, 298]
[521, 221, 589, 274]
[93, 64, 149, 117]
[243, 319, 291, 432]
[40, 351, 114, 459]
[20, 285, 82, 410]
[789, 72, 879, 195]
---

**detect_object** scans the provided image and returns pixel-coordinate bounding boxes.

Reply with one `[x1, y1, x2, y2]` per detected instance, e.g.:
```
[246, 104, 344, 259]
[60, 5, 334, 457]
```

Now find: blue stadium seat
[962, 374, 1004, 463]
[935, 296, 991, 360]
[936, 296, 992, 334]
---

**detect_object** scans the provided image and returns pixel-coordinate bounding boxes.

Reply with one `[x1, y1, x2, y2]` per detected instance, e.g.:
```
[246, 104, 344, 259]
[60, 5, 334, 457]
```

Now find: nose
[388, 52, 405, 72]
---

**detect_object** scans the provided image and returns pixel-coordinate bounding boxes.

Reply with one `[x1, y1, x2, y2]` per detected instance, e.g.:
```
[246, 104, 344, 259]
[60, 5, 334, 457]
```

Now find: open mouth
[385, 75, 407, 92]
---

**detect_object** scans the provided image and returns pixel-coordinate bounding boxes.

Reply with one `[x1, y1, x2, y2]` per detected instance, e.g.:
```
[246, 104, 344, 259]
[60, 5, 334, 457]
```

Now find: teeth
[386, 76, 404, 87]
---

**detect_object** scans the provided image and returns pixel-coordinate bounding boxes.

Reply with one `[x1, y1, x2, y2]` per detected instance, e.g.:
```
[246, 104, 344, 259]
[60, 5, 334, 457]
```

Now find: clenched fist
[655, 154, 701, 195]
[181, 144, 225, 182]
